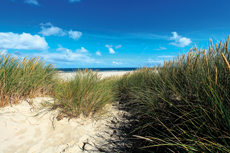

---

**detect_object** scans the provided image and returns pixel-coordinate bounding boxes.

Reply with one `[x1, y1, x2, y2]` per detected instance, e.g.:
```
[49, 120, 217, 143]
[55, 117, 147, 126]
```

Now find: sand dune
[0, 97, 130, 153]
[0, 72, 132, 153]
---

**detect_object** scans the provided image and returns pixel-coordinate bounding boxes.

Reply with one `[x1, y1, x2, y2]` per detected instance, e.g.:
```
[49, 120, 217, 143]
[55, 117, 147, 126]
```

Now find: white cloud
[109, 48, 116, 54]
[24, 0, 39, 5]
[69, 0, 81, 2]
[115, 45, 122, 49]
[0, 49, 7, 55]
[69, 30, 82, 40]
[39, 23, 66, 36]
[49, 52, 92, 63]
[105, 44, 113, 48]
[169, 32, 192, 47]
[13, 51, 23, 56]
[96, 50, 101, 56]
[158, 55, 175, 58]
[56, 45, 71, 52]
[0, 32, 48, 50]
[148, 58, 163, 63]
[105, 44, 116, 54]
[76, 47, 88, 53]
[39, 23, 83, 40]
[10, 45, 100, 65]
[154, 47, 167, 50]
[40, 22, 52, 26]
[145, 59, 164, 66]
[112, 61, 123, 65]
[42, 46, 94, 63]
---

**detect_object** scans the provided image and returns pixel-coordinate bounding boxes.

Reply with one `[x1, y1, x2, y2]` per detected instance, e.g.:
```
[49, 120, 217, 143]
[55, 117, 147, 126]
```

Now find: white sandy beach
[57, 71, 131, 81]
[0, 71, 131, 153]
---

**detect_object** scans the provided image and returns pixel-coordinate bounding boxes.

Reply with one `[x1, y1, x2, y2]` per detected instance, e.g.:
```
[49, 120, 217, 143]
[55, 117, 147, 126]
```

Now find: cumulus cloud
[39, 23, 82, 40]
[0, 49, 7, 55]
[115, 45, 122, 49]
[147, 58, 164, 63]
[0, 32, 48, 50]
[76, 47, 88, 53]
[56, 44, 71, 52]
[154, 47, 167, 50]
[112, 61, 123, 65]
[24, 0, 39, 5]
[96, 50, 101, 56]
[13, 51, 23, 56]
[105, 44, 113, 48]
[10, 45, 99, 65]
[169, 32, 192, 47]
[144, 58, 164, 67]
[40, 22, 52, 26]
[158, 55, 175, 58]
[69, 30, 82, 40]
[39, 23, 66, 36]
[69, 0, 81, 3]
[109, 48, 116, 54]
[43, 45, 95, 63]
[105, 44, 116, 54]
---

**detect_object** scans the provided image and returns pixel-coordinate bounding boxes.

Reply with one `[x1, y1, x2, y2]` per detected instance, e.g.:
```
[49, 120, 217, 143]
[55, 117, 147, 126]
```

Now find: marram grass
[0, 53, 118, 119]
[53, 69, 117, 118]
[0, 53, 57, 107]
[116, 36, 230, 152]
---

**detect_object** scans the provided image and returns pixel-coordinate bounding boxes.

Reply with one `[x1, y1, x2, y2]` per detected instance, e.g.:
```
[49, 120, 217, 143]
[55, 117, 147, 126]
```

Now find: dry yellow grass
[221, 53, 230, 75]
[215, 66, 218, 86]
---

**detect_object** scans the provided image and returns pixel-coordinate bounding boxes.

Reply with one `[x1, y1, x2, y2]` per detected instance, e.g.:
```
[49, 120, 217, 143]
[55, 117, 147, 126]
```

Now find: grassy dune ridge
[116, 36, 230, 152]
[0, 36, 230, 152]
[0, 55, 57, 107]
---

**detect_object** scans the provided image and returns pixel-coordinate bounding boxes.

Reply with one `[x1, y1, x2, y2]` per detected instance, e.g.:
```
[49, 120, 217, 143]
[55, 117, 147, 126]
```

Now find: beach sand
[57, 71, 131, 81]
[0, 71, 132, 153]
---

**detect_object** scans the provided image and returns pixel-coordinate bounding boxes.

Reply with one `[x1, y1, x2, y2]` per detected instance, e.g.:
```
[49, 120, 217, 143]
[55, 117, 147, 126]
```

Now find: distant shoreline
[56, 67, 139, 72]
[56, 71, 132, 81]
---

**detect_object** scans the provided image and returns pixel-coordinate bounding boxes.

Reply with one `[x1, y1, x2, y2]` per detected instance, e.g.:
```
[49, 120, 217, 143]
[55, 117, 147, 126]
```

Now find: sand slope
[0, 97, 129, 153]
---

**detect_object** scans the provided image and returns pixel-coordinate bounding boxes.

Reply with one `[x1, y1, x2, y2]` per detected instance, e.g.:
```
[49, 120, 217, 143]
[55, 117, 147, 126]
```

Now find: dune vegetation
[116, 36, 230, 152]
[53, 69, 117, 119]
[0, 55, 57, 107]
[0, 36, 230, 152]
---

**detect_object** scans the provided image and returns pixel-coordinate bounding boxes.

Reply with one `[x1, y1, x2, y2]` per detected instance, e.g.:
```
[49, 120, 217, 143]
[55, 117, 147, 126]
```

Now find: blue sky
[0, 0, 230, 68]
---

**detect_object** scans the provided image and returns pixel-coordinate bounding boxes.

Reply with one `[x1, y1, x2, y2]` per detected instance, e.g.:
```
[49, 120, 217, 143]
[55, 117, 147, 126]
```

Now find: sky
[0, 0, 230, 68]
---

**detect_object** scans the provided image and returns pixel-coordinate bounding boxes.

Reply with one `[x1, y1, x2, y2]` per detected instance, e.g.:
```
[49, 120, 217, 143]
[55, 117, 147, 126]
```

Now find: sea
[56, 68, 138, 72]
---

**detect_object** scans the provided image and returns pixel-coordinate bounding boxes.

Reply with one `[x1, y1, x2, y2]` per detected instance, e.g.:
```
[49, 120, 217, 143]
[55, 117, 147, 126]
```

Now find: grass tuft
[0, 53, 57, 107]
[53, 69, 117, 119]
